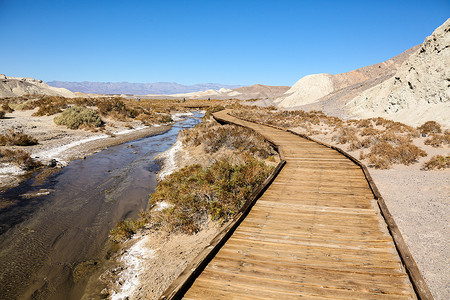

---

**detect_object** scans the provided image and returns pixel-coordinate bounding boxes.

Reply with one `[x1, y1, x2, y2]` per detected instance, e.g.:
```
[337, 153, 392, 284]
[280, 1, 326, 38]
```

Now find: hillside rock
[346, 18, 450, 127]
[0, 75, 76, 98]
[275, 45, 420, 109]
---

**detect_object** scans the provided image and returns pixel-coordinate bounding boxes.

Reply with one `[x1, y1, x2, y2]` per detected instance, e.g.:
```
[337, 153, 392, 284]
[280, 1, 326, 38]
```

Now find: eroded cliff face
[275, 44, 419, 109]
[0, 74, 76, 98]
[347, 19, 450, 127]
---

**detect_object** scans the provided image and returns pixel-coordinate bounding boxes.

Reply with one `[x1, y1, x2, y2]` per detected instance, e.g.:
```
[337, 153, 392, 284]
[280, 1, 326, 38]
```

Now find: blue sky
[1, 0, 449, 86]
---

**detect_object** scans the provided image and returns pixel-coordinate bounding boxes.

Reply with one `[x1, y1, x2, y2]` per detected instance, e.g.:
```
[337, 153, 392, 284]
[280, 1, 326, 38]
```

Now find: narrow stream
[0, 112, 202, 300]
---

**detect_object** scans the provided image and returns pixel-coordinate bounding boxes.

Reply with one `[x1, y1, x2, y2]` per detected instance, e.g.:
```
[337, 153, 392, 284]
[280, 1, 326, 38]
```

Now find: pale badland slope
[275, 45, 419, 109]
[347, 18, 450, 127]
[0, 74, 76, 98]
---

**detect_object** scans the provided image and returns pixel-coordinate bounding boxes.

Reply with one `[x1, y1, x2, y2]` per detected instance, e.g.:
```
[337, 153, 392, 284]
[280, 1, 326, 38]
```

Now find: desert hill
[169, 84, 289, 100]
[0, 75, 76, 98]
[273, 18, 449, 128]
[47, 81, 241, 95]
[346, 18, 450, 127]
[275, 45, 420, 109]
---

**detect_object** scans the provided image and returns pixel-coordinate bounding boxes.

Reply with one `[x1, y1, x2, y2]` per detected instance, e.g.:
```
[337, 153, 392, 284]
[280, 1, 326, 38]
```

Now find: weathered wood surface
[163, 110, 430, 299]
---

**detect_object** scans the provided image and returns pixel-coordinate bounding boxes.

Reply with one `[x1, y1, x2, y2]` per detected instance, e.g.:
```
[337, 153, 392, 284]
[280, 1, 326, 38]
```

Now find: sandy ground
[290, 126, 450, 300]
[0, 109, 170, 190]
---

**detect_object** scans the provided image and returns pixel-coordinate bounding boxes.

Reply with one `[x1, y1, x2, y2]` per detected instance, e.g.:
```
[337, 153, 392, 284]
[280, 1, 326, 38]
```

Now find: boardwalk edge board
[227, 111, 433, 300]
[159, 114, 286, 299]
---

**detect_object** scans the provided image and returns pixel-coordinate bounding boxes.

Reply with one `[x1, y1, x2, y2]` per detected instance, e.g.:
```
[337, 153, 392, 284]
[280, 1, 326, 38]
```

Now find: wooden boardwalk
[162, 110, 426, 299]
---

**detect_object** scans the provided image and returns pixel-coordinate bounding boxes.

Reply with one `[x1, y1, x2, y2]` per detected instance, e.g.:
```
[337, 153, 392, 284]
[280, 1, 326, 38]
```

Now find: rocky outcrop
[0, 75, 76, 98]
[275, 45, 420, 109]
[346, 18, 450, 127]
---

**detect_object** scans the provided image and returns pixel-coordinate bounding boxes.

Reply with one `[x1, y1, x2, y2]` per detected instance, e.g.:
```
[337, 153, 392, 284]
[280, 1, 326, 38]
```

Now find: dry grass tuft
[418, 121, 442, 134]
[0, 149, 41, 170]
[180, 118, 276, 160]
[366, 141, 427, 169]
[422, 155, 450, 170]
[0, 129, 38, 146]
[424, 131, 450, 147]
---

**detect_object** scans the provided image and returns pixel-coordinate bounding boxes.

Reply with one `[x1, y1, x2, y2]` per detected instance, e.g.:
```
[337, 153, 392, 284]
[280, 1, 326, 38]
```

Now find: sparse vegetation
[424, 131, 450, 147]
[0, 149, 41, 170]
[180, 119, 276, 160]
[54, 106, 103, 129]
[418, 121, 442, 134]
[229, 107, 437, 169]
[110, 115, 277, 241]
[0, 129, 38, 146]
[0, 111, 5, 119]
[1, 100, 14, 113]
[422, 155, 450, 170]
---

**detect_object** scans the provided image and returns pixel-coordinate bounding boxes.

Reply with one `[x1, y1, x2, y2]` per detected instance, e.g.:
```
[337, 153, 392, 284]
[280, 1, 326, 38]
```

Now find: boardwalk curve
[161, 110, 431, 299]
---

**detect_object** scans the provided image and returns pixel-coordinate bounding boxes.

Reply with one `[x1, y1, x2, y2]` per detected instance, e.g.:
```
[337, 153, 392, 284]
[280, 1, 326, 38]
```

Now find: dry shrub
[356, 119, 373, 128]
[31, 96, 68, 116]
[0, 111, 5, 119]
[418, 121, 442, 134]
[54, 106, 103, 129]
[422, 155, 450, 170]
[1, 100, 14, 113]
[180, 119, 276, 160]
[332, 127, 359, 145]
[424, 132, 450, 147]
[366, 141, 427, 169]
[148, 154, 273, 234]
[0, 149, 41, 170]
[97, 98, 139, 121]
[360, 128, 381, 136]
[0, 129, 38, 146]
[135, 112, 172, 125]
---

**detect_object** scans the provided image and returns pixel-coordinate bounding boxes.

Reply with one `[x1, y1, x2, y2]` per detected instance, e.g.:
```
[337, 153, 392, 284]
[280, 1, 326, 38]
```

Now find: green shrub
[54, 106, 103, 129]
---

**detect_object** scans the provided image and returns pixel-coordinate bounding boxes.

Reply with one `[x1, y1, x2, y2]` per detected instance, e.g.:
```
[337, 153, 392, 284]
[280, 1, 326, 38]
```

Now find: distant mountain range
[46, 81, 242, 95]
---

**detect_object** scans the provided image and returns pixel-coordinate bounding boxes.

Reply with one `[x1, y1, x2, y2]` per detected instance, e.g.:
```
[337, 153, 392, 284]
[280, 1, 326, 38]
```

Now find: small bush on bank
[422, 155, 450, 170]
[0, 129, 38, 146]
[54, 106, 103, 129]
[0, 149, 41, 170]
[0, 110, 5, 119]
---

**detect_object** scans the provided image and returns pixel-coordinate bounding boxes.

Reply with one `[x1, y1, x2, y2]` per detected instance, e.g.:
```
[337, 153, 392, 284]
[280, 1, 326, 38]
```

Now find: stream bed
[0, 112, 202, 299]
